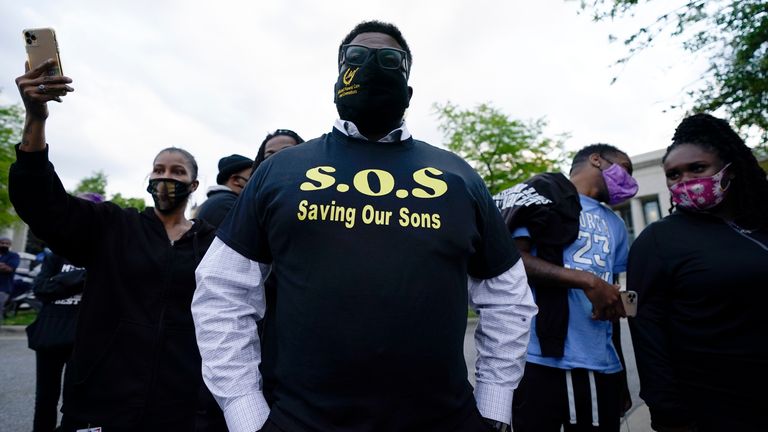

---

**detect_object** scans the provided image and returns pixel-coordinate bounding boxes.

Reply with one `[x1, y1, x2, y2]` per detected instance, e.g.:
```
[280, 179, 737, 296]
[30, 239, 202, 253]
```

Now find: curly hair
[663, 113, 768, 229]
[252, 129, 305, 171]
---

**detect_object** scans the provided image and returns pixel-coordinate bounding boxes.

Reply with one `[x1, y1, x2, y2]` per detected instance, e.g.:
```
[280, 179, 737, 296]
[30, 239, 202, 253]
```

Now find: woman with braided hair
[628, 113, 768, 432]
[252, 128, 305, 171]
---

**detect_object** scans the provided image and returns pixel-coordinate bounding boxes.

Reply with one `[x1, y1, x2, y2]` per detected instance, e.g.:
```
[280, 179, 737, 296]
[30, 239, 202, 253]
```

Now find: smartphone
[620, 290, 638, 317]
[22, 28, 63, 76]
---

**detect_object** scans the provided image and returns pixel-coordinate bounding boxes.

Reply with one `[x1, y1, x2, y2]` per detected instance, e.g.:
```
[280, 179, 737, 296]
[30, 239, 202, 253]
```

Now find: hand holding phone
[17, 27, 73, 108]
[23, 28, 63, 76]
[16, 27, 73, 152]
[620, 290, 638, 317]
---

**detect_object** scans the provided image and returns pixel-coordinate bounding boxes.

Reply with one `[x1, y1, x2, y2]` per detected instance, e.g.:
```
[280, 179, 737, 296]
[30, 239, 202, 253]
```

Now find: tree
[73, 171, 146, 211]
[435, 102, 570, 195]
[0, 101, 24, 229]
[580, 0, 768, 144]
[110, 193, 146, 210]
[73, 170, 108, 196]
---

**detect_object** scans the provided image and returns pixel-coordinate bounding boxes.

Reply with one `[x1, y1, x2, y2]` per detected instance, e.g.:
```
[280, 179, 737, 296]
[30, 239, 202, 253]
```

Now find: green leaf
[578, 0, 768, 150]
[0, 99, 24, 229]
[434, 101, 569, 194]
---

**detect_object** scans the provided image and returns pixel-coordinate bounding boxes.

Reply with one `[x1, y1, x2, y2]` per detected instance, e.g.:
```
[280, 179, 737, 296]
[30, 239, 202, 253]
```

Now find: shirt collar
[206, 184, 235, 196]
[333, 119, 412, 143]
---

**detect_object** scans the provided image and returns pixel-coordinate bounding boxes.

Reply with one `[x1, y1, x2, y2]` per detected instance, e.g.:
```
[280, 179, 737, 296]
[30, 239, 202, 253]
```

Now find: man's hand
[482, 418, 509, 432]
[514, 237, 625, 321]
[15, 59, 74, 121]
[0, 263, 13, 273]
[581, 272, 625, 321]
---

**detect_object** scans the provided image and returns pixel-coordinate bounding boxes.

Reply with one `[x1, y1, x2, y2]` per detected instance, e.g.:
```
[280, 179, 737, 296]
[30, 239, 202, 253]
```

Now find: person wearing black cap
[197, 154, 253, 227]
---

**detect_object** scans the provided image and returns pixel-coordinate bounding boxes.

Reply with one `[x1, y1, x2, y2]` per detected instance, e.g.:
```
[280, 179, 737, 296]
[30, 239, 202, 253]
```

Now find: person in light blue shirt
[505, 144, 637, 432]
[517, 195, 629, 373]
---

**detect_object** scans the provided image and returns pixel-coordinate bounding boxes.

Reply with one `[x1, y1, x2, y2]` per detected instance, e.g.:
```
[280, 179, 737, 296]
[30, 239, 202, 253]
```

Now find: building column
[630, 198, 644, 235]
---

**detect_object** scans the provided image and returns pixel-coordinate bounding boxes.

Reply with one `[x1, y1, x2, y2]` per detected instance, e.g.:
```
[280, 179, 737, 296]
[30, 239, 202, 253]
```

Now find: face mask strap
[716, 162, 733, 192]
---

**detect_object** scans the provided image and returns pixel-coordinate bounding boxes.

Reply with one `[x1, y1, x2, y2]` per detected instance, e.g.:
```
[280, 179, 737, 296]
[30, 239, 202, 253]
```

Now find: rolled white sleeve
[469, 258, 537, 425]
[192, 237, 271, 432]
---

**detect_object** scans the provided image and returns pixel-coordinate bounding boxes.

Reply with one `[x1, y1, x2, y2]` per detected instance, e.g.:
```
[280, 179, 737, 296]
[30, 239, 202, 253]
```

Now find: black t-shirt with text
[218, 128, 519, 432]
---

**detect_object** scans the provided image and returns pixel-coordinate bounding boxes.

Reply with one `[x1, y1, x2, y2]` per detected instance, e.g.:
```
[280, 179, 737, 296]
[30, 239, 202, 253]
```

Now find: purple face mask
[602, 163, 638, 205]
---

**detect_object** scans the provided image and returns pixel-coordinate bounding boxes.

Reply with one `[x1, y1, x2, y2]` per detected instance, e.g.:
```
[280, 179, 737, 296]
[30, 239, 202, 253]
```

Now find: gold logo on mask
[343, 67, 359, 85]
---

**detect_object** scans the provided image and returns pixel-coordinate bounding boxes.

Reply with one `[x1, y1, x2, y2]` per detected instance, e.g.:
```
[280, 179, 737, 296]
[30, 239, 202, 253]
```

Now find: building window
[614, 204, 635, 243]
[642, 196, 661, 225]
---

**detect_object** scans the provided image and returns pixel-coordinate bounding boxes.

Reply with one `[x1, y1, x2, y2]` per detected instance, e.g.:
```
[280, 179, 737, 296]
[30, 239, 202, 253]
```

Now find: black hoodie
[10, 145, 216, 430]
[493, 172, 581, 357]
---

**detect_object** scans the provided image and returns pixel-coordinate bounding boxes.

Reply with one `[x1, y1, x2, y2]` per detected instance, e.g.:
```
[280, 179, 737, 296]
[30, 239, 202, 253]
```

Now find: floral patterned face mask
[669, 163, 732, 211]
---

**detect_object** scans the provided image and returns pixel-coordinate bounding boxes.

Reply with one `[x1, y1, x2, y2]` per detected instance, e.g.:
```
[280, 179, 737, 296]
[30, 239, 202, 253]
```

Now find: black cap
[216, 154, 253, 185]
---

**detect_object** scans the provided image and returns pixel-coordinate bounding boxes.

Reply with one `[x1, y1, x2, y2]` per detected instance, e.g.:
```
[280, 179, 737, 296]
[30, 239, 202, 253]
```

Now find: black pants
[259, 418, 282, 432]
[260, 405, 496, 432]
[33, 345, 72, 432]
[58, 415, 194, 432]
[513, 363, 621, 432]
[195, 385, 228, 432]
[58, 415, 132, 432]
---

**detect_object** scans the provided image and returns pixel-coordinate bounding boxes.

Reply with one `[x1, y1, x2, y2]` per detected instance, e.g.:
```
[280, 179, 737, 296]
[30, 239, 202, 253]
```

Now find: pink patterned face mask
[669, 163, 731, 211]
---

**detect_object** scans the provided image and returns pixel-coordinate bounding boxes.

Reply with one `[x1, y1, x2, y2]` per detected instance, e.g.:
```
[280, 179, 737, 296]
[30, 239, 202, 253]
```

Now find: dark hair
[252, 129, 304, 171]
[663, 113, 768, 229]
[154, 147, 199, 181]
[339, 20, 412, 65]
[570, 143, 627, 174]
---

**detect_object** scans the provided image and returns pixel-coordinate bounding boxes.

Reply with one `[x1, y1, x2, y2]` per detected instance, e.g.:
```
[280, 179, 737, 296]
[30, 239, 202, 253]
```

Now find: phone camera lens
[26, 38, 32, 45]
[24, 32, 31, 37]
[30, 34, 37, 41]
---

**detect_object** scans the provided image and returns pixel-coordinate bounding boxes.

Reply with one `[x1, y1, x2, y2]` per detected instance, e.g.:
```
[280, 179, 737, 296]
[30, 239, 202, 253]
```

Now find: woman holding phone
[11, 60, 218, 431]
[627, 113, 768, 432]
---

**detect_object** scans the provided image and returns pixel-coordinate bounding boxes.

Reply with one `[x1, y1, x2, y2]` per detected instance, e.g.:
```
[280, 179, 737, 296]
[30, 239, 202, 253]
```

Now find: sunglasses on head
[339, 44, 409, 76]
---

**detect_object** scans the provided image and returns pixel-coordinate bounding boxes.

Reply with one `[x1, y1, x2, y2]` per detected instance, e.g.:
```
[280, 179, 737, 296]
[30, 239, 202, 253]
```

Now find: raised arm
[15, 59, 74, 152]
[10, 60, 114, 265]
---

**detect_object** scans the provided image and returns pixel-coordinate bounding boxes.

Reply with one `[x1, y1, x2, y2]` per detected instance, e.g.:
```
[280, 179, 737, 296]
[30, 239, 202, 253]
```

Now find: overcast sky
[1, 0, 708, 207]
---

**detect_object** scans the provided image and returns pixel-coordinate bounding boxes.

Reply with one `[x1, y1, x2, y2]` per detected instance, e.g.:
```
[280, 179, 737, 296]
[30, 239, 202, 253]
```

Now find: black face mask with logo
[147, 178, 193, 214]
[334, 58, 410, 137]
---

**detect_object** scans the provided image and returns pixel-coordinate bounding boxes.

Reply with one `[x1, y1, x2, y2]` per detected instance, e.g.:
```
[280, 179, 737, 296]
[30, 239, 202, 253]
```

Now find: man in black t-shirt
[192, 20, 537, 432]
